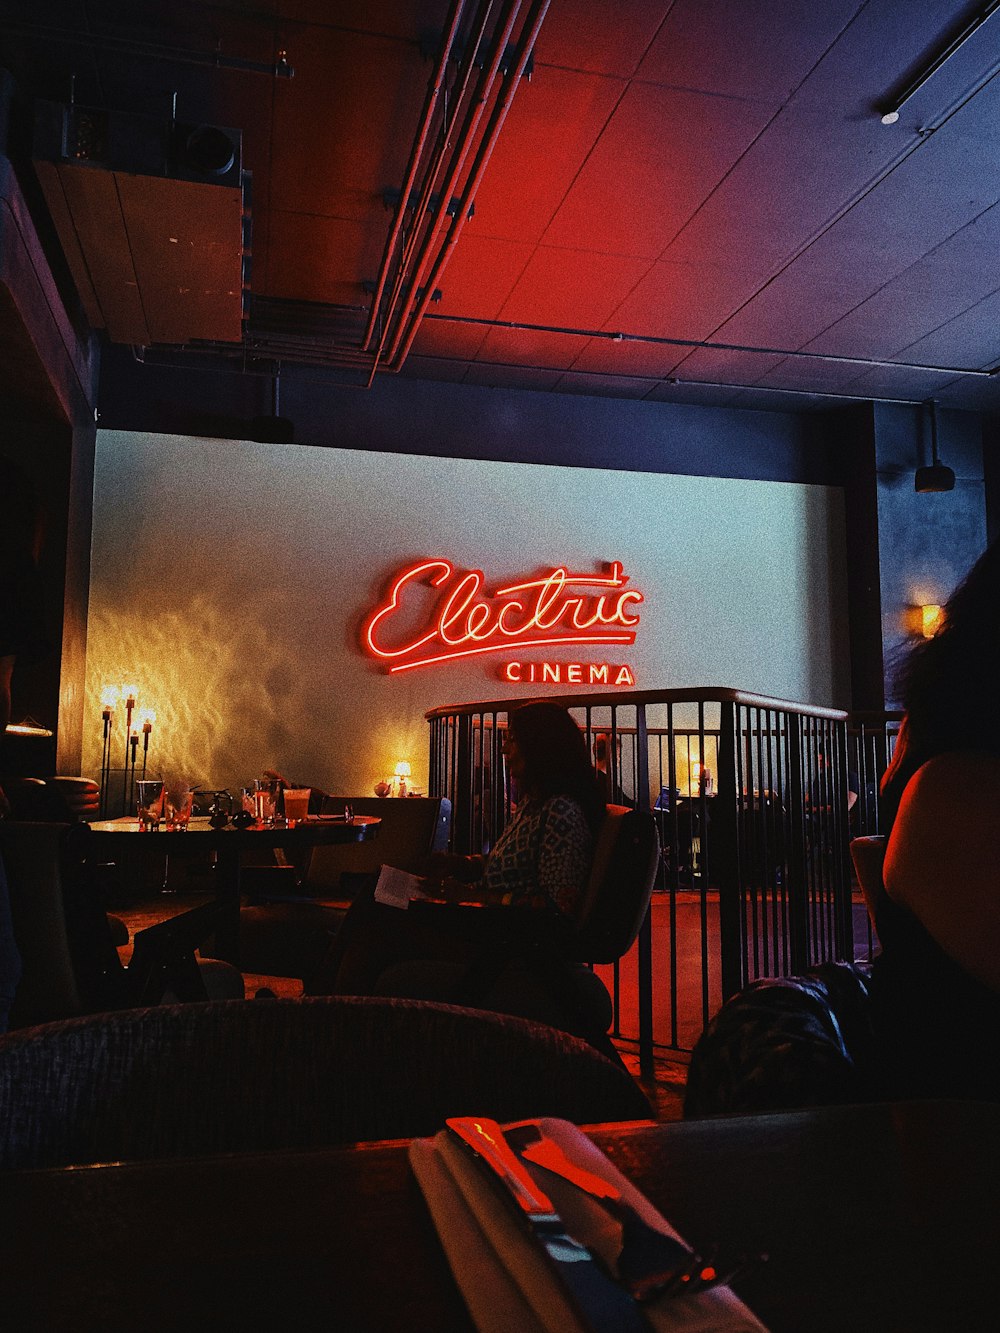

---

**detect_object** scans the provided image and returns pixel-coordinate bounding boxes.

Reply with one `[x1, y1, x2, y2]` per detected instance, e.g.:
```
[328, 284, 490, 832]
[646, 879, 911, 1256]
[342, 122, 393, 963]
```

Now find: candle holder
[99, 685, 157, 818]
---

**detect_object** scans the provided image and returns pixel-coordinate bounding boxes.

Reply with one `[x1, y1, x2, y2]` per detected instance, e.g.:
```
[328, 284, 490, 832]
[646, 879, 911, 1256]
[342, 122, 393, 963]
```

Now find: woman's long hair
[507, 701, 605, 830]
[896, 538, 1000, 756]
[882, 538, 1000, 827]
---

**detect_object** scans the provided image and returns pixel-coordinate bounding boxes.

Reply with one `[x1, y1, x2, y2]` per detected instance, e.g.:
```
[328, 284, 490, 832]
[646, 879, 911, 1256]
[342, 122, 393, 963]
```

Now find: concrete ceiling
[4, 0, 1000, 413]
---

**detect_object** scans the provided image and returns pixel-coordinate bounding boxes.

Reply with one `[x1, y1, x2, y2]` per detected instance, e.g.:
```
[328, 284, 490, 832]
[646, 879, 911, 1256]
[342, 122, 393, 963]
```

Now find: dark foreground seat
[0, 995, 651, 1170]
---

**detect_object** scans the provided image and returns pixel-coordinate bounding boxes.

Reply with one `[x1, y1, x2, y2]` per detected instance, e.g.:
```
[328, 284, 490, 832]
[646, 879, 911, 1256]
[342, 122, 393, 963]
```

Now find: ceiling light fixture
[914, 400, 955, 492]
[879, 1, 1000, 124]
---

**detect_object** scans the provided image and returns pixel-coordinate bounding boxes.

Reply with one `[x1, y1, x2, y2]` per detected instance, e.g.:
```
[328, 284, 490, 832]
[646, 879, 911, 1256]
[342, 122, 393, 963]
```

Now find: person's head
[896, 538, 1000, 751]
[503, 701, 603, 825]
[593, 731, 622, 770]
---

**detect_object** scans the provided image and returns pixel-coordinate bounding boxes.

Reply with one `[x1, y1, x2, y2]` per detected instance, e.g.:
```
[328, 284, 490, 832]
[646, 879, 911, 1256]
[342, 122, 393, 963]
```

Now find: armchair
[372, 805, 660, 1062]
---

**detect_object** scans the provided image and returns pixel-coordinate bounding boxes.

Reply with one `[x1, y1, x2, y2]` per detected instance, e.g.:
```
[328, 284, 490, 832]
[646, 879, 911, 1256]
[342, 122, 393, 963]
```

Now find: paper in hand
[373, 864, 429, 909]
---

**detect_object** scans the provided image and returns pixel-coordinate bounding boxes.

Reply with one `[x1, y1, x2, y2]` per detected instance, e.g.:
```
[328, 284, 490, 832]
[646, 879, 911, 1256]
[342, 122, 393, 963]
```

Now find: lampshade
[394, 760, 412, 779]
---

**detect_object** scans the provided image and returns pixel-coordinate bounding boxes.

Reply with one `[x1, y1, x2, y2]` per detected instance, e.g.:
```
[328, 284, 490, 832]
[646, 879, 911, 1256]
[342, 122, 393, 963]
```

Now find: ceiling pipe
[376, 0, 529, 373]
[391, 2, 559, 371]
[368, 0, 503, 374]
[3, 18, 295, 78]
[361, 0, 470, 353]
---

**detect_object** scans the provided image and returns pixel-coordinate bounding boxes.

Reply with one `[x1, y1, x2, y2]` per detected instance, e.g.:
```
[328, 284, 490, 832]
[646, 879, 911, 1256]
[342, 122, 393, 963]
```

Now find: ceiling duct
[32, 99, 248, 346]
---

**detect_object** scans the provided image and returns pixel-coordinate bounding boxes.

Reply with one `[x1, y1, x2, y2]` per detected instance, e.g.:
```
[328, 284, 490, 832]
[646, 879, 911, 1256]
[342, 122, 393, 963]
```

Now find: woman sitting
[306, 700, 605, 997]
[873, 537, 1000, 1101]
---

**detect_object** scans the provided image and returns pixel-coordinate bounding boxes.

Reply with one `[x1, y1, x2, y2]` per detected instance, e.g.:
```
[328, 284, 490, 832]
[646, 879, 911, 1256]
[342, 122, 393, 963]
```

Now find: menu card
[410, 1117, 767, 1333]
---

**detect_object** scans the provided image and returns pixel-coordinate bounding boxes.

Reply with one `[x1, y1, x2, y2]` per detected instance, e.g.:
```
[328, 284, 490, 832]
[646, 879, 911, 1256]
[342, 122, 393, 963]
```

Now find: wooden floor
[117, 893, 689, 1122]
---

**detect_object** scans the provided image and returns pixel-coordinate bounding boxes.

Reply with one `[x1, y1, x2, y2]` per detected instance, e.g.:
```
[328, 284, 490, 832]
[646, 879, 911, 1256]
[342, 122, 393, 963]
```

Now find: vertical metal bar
[715, 700, 743, 1000]
[632, 705, 653, 1078]
[791, 713, 811, 972]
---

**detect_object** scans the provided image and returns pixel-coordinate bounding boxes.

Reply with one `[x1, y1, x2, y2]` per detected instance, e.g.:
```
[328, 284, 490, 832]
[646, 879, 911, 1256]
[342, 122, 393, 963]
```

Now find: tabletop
[87, 813, 381, 848]
[0, 1099, 996, 1331]
[84, 814, 380, 963]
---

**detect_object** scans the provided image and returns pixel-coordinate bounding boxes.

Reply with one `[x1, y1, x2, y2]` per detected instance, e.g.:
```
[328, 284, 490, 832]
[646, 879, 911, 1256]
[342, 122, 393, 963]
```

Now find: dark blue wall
[875, 403, 987, 708]
[99, 346, 839, 485]
[97, 346, 998, 714]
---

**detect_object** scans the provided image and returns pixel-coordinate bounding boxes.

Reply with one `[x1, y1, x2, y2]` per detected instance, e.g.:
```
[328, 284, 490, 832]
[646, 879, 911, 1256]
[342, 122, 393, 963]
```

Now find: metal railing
[426, 687, 867, 1073]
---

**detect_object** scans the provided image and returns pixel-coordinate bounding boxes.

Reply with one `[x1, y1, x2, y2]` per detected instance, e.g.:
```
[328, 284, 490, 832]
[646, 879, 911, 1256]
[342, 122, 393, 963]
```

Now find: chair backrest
[0, 821, 123, 1027]
[305, 796, 452, 895]
[46, 776, 101, 821]
[0, 822, 231, 1028]
[570, 805, 660, 964]
[0, 995, 652, 1170]
[5, 777, 100, 822]
[850, 835, 887, 927]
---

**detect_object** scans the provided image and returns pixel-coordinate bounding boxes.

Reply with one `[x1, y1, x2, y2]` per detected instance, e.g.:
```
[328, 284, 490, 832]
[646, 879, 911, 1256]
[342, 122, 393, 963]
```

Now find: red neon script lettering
[363, 559, 644, 673]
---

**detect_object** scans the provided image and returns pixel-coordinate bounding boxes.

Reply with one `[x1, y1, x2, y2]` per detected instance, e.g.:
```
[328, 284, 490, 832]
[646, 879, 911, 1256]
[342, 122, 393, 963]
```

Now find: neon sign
[363, 559, 644, 674]
[502, 662, 636, 686]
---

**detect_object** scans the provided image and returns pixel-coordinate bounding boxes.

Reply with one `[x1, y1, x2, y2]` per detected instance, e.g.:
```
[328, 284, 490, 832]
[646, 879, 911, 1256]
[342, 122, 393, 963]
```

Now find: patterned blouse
[482, 794, 593, 918]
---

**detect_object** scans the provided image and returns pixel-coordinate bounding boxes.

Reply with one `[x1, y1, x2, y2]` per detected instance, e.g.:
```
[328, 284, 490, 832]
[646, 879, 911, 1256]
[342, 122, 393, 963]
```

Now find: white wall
[83, 430, 849, 795]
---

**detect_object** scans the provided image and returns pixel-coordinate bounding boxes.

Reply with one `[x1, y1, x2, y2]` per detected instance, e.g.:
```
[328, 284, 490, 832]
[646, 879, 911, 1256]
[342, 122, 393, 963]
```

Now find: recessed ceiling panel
[664, 106, 910, 271]
[497, 245, 649, 329]
[469, 66, 627, 246]
[410, 317, 488, 362]
[804, 257, 1000, 361]
[270, 26, 427, 224]
[475, 324, 588, 369]
[265, 211, 382, 305]
[638, 0, 864, 101]
[569, 335, 689, 379]
[543, 82, 775, 258]
[668, 345, 789, 387]
[534, 0, 672, 77]
[606, 259, 758, 342]
[435, 235, 536, 321]
[788, 0, 998, 119]
[463, 361, 564, 391]
[893, 291, 1000, 370]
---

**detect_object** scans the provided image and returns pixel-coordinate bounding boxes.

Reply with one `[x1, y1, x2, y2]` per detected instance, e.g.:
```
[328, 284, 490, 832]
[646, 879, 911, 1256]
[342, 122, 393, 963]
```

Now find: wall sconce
[394, 760, 412, 798]
[905, 604, 944, 639]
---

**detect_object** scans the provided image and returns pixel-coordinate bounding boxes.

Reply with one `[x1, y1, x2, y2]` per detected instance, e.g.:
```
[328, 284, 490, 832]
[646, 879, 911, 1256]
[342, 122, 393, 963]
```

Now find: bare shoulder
[899, 752, 1000, 828]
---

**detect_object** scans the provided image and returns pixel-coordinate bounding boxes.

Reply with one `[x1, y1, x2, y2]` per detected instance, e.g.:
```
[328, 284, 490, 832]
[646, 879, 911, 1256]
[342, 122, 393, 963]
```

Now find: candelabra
[99, 684, 156, 818]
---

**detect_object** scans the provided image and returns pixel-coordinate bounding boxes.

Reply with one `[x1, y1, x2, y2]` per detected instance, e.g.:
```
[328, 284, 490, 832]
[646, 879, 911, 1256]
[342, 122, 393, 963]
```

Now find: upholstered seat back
[850, 835, 887, 928]
[0, 996, 651, 1170]
[0, 821, 114, 1027]
[570, 805, 660, 964]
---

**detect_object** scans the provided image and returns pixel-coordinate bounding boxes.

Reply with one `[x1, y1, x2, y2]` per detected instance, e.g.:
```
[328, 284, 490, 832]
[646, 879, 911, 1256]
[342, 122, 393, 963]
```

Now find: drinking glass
[164, 785, 193, 830]
[282, 788, 310, 825]
[253, 776, 279, 826]
[136, 779, 164, 831]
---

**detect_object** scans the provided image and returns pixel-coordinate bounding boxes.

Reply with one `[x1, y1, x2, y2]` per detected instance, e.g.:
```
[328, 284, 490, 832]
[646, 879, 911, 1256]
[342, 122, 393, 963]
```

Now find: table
[87, 815, 379, 965]
[0, 1100, 995, 1331]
